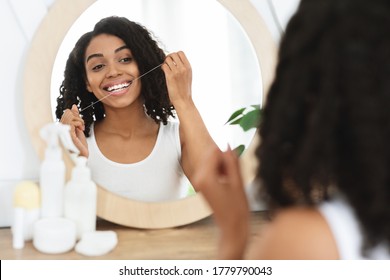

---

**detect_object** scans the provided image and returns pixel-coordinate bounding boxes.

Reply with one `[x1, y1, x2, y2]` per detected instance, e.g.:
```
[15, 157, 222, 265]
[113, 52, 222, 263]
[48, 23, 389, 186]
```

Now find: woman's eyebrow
[86, 53, 103, 63]
[86, 45, 130, 63]
[115, 45, 129, 53]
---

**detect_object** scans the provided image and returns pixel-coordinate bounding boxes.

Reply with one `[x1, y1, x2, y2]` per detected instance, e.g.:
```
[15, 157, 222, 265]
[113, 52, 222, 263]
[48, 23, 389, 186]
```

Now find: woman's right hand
[60, 104, 89, 157]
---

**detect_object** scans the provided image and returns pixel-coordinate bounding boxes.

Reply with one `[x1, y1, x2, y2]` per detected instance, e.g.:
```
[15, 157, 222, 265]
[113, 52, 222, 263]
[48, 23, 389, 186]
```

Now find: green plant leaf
[229, 117, 243, 125]
[239, 109, 261, 131]
[225, 107, 246, 124]
[233, 144, 245, 157]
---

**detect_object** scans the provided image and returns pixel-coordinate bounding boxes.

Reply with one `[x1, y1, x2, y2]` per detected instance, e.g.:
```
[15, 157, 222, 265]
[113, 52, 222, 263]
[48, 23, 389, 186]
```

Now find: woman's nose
[106, 64, 122, 78]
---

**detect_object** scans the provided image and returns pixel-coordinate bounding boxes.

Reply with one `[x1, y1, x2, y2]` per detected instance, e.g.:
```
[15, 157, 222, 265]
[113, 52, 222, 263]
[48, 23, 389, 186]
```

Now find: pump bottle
[64, 156, 97, 240]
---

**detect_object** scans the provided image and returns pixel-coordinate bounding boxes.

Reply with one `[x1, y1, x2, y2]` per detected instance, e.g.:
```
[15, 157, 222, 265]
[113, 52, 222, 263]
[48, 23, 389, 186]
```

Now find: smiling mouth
[103, 81, 132, 93]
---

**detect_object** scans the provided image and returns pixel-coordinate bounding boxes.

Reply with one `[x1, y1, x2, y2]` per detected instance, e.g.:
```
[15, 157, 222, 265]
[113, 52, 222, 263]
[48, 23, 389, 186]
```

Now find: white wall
[251, 0, 300, 41]
[0, 0, 53, 227]
[0, 0, 299, 226]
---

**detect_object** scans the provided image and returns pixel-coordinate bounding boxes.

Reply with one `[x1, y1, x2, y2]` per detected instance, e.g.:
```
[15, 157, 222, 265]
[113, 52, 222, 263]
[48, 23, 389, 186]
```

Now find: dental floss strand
[79, 62, 164, 113]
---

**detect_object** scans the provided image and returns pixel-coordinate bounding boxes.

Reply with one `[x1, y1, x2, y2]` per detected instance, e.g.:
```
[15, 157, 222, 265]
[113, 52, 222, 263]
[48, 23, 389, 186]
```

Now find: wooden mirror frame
[23, 0, 276, 228]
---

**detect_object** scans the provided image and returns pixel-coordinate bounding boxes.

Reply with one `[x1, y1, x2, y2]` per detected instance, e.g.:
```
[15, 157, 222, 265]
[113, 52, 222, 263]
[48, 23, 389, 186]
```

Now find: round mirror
[23, 0, 276, 228]
[51, 0, 261, 158]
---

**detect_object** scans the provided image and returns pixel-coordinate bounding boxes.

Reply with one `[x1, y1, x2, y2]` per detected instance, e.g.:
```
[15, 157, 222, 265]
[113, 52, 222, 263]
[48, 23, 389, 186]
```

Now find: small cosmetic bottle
[12, 181, 40, 249]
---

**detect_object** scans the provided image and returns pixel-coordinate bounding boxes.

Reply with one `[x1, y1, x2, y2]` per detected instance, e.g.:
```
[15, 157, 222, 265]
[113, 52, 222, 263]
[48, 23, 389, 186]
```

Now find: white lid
[40, 122, 79, 156]
[33, 218, 76, 254]
[72, 156, 91, 181]
[75, 231, 118, 257]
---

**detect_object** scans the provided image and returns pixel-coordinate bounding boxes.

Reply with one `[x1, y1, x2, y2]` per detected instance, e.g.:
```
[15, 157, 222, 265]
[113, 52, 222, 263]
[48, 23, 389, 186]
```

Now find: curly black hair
[256, 0, 390, 254]
[55, 16, 174, 136]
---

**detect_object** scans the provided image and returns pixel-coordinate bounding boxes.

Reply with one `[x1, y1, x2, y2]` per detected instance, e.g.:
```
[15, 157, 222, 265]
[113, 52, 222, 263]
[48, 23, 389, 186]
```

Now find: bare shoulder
[247, 207, 339, 259]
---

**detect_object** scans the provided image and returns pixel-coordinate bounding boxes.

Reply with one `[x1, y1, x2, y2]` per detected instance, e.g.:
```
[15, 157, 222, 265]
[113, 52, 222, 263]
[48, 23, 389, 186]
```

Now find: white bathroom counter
[0, 211, 268, 260]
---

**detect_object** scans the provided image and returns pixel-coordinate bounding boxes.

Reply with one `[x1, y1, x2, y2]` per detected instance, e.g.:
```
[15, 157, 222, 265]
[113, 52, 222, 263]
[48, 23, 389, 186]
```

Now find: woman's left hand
[162, 51, 192, 107]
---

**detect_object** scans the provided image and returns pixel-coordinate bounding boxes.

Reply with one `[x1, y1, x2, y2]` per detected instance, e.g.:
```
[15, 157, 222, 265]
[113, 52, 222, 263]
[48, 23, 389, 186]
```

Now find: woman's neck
[97, 103, 156, 137]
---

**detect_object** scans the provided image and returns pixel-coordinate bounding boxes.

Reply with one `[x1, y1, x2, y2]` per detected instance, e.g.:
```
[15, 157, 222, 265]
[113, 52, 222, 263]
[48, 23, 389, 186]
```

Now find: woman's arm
[162, 51, 217, 185]
[193, 146, 250, 259]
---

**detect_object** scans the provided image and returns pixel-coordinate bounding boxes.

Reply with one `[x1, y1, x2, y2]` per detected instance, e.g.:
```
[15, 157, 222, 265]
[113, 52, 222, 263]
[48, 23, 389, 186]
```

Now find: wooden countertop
[0, 211, 268, 260]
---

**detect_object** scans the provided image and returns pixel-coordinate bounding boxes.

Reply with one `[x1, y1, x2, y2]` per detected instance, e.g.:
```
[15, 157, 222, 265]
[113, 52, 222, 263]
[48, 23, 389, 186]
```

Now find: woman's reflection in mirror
[56, 16, 216, 202]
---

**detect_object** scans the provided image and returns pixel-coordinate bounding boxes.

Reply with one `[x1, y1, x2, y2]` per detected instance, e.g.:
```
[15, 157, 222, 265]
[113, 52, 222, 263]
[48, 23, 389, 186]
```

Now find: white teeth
[106, 82, 131, 92]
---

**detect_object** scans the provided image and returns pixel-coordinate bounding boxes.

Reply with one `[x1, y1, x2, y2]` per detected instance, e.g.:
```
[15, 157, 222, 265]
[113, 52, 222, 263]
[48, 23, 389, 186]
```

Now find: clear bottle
[64, 156, 97, 240]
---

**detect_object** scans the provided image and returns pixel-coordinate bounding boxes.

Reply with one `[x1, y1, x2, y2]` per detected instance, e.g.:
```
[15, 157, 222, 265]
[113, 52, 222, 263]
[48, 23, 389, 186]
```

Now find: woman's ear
[86, 81, 92, 92]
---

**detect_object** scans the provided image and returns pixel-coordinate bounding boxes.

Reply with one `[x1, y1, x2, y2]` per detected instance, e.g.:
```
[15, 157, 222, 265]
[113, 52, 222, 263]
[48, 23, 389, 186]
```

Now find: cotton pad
[75, 230, 118, 257]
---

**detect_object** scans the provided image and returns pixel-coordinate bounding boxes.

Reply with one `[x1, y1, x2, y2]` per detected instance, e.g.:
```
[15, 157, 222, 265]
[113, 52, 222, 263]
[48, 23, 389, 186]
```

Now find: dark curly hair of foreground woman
[55, 16, 174, 137]
[257, 0, 390, 255]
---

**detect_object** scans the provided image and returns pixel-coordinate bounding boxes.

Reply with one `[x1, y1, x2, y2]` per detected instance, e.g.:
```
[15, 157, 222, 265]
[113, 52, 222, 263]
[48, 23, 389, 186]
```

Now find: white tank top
[318, 197, 390, 259]
[86, 121, 189, 202]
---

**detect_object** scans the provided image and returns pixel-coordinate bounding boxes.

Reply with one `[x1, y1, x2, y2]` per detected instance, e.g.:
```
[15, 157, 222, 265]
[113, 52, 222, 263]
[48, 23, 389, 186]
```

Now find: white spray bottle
[64, 156, 97, 240]
[39, 123, 79, 218]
